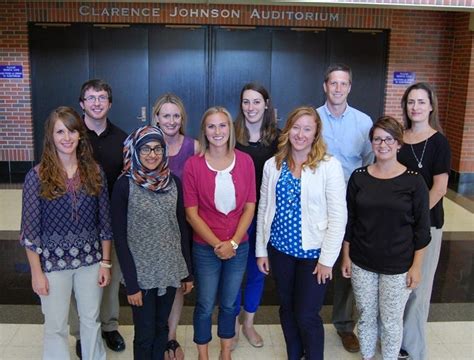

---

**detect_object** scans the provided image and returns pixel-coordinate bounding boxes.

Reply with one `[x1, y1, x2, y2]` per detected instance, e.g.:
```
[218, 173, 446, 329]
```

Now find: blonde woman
[183, 107, 256, 360]
[152, 93, 199, 359]
[256, 106, 347, 360]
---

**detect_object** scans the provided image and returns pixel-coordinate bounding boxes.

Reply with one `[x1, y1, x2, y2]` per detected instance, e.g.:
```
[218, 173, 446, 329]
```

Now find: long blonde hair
[39, 106, 102, 200]
[275, 106, 328, 171]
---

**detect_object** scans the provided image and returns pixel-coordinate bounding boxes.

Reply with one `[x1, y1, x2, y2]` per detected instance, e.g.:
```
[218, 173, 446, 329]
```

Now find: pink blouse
[183, 149, 256, 245]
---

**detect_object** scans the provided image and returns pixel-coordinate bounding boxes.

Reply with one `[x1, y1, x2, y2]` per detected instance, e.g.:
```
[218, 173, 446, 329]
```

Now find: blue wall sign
[393, 71, 415, 85]
[0, 65, 23, 79]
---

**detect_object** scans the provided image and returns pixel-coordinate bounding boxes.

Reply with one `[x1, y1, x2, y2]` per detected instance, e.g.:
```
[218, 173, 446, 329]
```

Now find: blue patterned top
[20, 166, 113, 273]
[270, 162, 321, 259]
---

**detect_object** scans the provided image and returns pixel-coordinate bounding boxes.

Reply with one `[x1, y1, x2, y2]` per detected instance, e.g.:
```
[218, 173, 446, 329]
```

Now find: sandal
[165, 340, 184, 360]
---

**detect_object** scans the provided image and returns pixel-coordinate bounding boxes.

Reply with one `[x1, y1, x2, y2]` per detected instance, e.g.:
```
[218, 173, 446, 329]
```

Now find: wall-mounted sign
[78, 5, 340, 23]
[0, 65, 23, 79]
[393, 71, 416, 85]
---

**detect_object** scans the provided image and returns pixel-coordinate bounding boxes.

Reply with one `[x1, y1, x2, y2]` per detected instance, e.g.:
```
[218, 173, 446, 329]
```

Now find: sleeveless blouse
[169, 136, 195, 180]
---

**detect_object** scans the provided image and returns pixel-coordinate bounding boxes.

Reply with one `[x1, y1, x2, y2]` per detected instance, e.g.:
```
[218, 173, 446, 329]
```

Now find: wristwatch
[230, 240, 239, 250]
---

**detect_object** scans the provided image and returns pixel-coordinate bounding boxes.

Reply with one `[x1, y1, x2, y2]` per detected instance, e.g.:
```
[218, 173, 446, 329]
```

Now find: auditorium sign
[78, 5, 340, 24]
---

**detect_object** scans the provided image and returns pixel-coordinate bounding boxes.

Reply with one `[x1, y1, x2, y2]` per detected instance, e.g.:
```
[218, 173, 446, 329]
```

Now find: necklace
[410, 139, 428, 168]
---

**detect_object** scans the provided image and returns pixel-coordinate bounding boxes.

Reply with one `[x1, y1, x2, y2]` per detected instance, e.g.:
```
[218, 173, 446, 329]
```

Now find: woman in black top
[397, 82, 451, 360]
[341, 116, 430, 360]
[232, 82, 280, 349]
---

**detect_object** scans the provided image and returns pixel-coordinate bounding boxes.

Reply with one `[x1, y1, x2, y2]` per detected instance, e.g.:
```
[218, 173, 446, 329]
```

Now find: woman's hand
[341, 254, 352, 279]
[257, 257, 270, 275]
[313, 263, 332, 285]
[98, 267, 111, 288]
[32, 270, 49, 296]
[214, 241, 236, 260]
[127, 291, 143, 307]
[406, 265, 422, 289]
[181, 281, 194, 295]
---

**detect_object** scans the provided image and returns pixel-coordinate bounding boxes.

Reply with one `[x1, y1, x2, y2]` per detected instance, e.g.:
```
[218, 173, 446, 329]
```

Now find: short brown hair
[324, 63, 352, 84]
[369, 116, 404, 146]
[79, 79, 112, 103]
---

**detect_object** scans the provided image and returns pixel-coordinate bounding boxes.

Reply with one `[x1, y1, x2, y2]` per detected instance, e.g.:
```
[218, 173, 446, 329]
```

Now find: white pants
[402, 227, 443, 360]
[40, 263, 105, 360]
[351, 263, 411, 360]
[70, 246, 122, 336]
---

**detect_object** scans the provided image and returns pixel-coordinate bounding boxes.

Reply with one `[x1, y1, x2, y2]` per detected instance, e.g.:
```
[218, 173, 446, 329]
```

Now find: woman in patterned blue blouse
[256, 106, 347, 360]
[20, 106, 112, 360]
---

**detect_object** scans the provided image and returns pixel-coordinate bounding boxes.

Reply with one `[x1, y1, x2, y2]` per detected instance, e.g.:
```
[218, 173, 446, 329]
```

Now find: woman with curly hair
[20, 106, 112, 360]
[256, 106, 347, 360]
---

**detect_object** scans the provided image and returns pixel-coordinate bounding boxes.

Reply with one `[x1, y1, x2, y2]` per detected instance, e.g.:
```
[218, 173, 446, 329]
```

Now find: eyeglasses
[83, 95, 109, 104]
[372, 136, 396, 145]
[139, 145, 164, 156]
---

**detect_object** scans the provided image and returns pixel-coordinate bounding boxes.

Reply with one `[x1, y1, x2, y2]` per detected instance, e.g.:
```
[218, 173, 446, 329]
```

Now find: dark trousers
[268, 245, 328, 360]
[332, 254, 355, 332]
[131, 287, 177, 360]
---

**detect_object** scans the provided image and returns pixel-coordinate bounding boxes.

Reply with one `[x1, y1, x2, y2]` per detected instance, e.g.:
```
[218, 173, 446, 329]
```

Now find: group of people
[20, 63, 451, 360]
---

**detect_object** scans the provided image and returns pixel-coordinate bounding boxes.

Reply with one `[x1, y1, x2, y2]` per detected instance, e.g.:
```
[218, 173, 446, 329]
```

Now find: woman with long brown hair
[232, 82, 279, 349]
[398, 83, 451, 360]
[20, 106, 112, 360]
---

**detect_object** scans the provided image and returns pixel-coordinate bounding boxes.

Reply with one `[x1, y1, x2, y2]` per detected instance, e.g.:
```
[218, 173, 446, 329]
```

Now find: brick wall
[0, 1, 33, 162]
[0, 1, 472, 174]
[446, 13, 474, 172]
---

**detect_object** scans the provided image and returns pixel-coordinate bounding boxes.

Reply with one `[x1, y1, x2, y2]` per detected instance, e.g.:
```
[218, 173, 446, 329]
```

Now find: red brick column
[0, 1, 33, 162]
[446, 12, 474, 174]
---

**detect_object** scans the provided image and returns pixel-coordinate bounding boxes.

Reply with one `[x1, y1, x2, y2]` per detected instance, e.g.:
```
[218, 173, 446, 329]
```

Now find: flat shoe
[242, 326, 263, 348]
[165, 340, 184, 360]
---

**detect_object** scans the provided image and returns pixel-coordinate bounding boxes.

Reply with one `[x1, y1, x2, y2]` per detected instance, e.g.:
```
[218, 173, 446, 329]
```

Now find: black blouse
[345, 167, 431, 275]
[398, 132, 451, 229]
[236, 133, 279, 204]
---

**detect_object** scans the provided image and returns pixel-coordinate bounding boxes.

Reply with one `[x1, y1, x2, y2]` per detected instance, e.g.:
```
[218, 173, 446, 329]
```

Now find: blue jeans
[269, 244, 328, 360]
[234, 218, 265, 316]
[193, 241, 249, 344]
[131, 287, 176, 360]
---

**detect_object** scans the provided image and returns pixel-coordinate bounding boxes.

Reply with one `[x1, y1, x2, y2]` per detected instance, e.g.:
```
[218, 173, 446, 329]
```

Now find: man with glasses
[316, 63, 374, 354]
[70, 79, 127, 358]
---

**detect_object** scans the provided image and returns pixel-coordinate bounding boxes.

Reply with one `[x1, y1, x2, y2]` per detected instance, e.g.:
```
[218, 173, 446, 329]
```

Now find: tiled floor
[0, 322, 472, 360]
[0, 188, 472, 359]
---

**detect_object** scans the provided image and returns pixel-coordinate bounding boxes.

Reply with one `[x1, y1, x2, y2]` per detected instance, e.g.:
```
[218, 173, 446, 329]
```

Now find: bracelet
[101, 259, 111, 262]
[99, 261, 112, 269]
[230, 240, 239, 250]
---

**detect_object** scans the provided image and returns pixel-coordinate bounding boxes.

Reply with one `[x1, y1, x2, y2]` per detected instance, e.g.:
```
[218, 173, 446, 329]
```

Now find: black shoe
[102, 330, 126, 352]
[398, 349, 410, 359]
[75, 339, 82, 359]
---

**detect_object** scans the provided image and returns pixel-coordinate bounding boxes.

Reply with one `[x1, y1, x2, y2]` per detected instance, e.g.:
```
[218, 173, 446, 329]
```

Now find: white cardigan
[255, 156, 347, 267]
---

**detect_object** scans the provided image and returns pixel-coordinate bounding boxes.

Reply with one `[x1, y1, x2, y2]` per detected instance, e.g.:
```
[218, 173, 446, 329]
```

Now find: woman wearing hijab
[111, 126, 193, 360]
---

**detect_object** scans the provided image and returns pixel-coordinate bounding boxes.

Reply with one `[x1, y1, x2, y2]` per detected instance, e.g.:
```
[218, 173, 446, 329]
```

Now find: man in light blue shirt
[317, 63, 374, 354]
